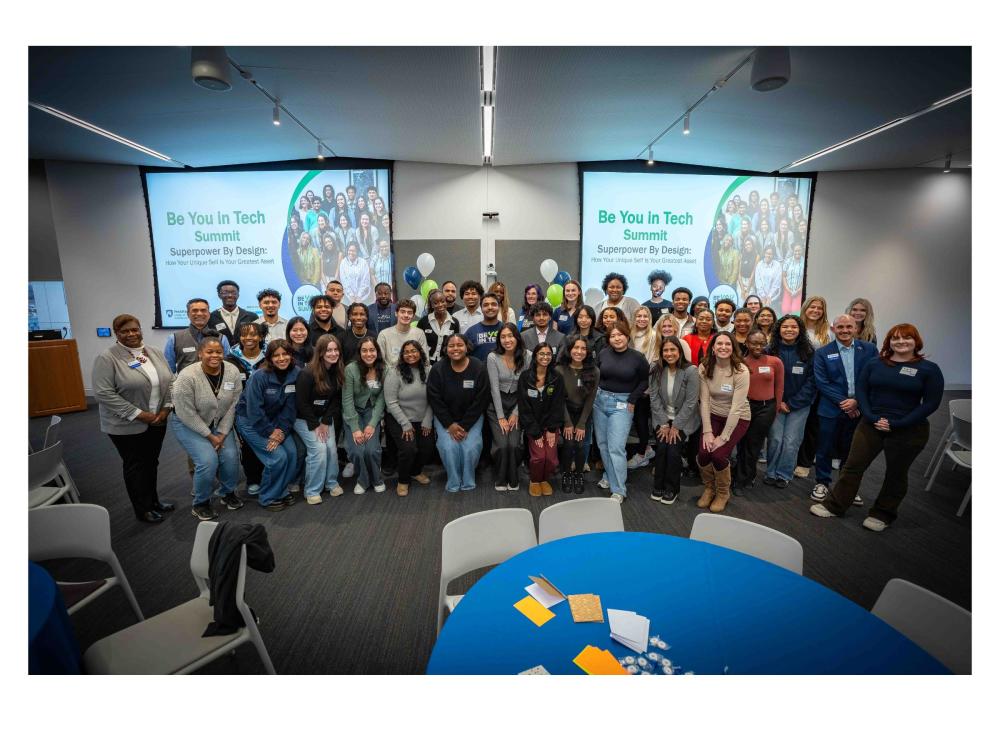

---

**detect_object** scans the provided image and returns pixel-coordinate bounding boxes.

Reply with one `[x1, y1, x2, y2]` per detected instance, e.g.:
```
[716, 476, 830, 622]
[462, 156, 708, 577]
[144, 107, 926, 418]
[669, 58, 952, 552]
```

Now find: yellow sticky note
[573, 645, 629, 675]
[514, 595, 556, 627]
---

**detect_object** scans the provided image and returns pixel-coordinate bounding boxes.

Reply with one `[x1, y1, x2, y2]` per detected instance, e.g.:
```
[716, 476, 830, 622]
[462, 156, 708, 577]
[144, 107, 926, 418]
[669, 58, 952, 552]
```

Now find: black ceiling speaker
[751, 47, 791, 92]
[191, 47, 232, 91]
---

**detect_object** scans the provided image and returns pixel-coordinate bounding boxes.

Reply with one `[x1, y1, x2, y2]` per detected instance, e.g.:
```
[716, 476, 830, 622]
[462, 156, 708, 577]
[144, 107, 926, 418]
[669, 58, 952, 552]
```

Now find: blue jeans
[815, 413, 861, 486]
[235, 415, 300, 506]
[169, 414, 239, 505]
[434, 416, 484, 492]
[765, 406, 810, 481]
[346, 406, 382, 489]
[593, 389, 634, 497]
[293, 419, 340, 496]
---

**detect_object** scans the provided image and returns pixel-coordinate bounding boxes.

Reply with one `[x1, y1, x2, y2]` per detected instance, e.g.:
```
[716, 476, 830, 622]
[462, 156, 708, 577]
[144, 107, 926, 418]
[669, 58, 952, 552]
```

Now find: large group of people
[285, 182, 392, 305]
[92, 268, 944, 534]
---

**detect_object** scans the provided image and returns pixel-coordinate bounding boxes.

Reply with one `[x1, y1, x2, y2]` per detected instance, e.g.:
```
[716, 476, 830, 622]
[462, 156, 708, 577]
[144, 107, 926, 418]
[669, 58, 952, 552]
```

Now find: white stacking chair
[537, 497, 624, 544]
[923, 399, 971, 477]
[924, 402, 972, 516]
[690, 513, 804, 575]
[29, 504, 144, 622]
[83, 521, 276, 674]
[871, 578, 971, 674]
[42, 415, 81, 502]
[438, 509, 537, 635]
[29, 442, 73, 508]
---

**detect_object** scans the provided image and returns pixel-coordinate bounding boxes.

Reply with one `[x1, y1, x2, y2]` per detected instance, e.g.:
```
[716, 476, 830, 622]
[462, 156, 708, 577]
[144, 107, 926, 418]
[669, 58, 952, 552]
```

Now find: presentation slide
[146, 167, 392, 326]
[581, 170, 813, 314]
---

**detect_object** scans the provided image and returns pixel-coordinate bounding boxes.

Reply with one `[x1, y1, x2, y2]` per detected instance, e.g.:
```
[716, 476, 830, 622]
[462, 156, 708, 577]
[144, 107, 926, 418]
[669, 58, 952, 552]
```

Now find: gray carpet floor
[30, 392, 972, 674]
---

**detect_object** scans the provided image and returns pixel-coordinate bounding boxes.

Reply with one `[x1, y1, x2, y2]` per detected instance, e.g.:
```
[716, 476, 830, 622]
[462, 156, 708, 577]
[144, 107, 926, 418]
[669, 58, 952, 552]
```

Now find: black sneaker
[283, 493, 297, 507]
[191, 503, 218, 521]
[762, 475, 777, 486]
[573, 472, 584, 494]
[731, 484, 745, 497]
[265, 498, 288, 512]
[650, 490, 664, 502]
[222, 493, 244, 511]
[660, 490, 677, 505]
[775, 478, 789, 489]
[561, 472, 573, 493]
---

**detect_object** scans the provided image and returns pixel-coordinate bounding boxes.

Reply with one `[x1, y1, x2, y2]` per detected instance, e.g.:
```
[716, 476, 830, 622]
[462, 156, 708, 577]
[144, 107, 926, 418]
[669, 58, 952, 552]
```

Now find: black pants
[734, 400, 777, 488]
[386, 415, 433, 485]
[823, 420, 930, 524]
[237, 433, 264, 485]
[626, 395, 652, 459]
[797, 401, 820, 468]
[559, 404, 587, 473]
[108, 426, 167, 518]
[653, 430, 687, 494]
[383, 416, 398, 471]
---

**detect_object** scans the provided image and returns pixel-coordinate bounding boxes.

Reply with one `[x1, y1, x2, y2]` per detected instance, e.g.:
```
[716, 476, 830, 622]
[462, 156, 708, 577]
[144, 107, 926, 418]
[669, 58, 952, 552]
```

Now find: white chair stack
[924, 399, 972, 516]
[28, 442, 74, 509]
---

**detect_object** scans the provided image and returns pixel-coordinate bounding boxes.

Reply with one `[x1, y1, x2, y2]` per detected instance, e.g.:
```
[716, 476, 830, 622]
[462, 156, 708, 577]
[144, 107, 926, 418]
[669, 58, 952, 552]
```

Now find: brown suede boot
[529, 482, 542, 497]
[540, 481, 554, 496]
[696, 461, 716, 508]
[710, 464, 732, 513]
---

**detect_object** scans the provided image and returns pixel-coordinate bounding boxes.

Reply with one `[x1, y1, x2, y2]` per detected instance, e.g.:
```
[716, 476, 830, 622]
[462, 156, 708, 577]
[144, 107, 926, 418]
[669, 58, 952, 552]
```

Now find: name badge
[128, 361, 142, 369]
[265, 388, 277, 395]
[758, 366, 771, 374]
[313, 398, 328, 405]
[527, 388, 539, 398]
[827, 353, 840, 359]
[366, 381, 381, 390]
[284, 384, 296, 394]
[462, 380, 474, 389]
[792, 365, 804, 374]
[559, 314, 568, 321]
[240, 373, 247, 381]
[215, 322, 227, 330]
[900, 366, 918, 376]
[223, 381, 236, 391]
[182, 346, 197, 353]
[721, 383, 734, 393]
[577, 378, 582, 387]
[615, 401, 628, 410]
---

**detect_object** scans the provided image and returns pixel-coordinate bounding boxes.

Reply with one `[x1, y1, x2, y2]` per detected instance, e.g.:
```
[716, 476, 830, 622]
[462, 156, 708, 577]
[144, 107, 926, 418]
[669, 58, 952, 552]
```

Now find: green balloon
[419, 279, 439, 300]
[546, 283, 564, 308]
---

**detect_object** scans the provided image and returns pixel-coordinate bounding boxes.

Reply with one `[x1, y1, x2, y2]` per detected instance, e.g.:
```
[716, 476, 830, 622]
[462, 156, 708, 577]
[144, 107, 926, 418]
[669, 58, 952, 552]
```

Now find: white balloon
[584, 287, 604, 307]
[416, 253, 436, 277]
[539, 259, 559, 283]
[410, 293, 426, 317]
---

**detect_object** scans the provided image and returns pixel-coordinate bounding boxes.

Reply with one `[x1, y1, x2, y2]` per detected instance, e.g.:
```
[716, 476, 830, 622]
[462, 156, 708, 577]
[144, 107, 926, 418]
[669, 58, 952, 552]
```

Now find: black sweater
[516, 367, 567, 438]
[427, 357, 490, 430]
[294, 366, 342, 430]
[596, 346, 650, 403]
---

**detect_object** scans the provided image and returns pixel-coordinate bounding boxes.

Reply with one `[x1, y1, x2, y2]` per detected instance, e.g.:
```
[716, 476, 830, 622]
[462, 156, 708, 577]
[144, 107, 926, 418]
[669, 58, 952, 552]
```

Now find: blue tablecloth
[427, 532, 949, 675]
[29, 562, 81, 675]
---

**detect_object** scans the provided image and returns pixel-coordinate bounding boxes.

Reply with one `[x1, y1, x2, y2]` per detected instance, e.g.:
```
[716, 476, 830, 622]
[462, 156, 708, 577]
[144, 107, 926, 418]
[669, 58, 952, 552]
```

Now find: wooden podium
[28, 339, 88, 417]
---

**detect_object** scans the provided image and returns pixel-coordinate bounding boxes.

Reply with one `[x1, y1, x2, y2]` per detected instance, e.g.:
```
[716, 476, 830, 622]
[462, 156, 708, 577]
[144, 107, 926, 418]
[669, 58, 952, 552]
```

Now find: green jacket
[342, 361, 385, 431]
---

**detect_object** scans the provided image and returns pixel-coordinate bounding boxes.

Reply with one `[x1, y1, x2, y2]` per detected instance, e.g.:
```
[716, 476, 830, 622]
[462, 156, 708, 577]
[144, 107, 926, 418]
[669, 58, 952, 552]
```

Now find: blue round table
[29, 562, 81, 675]
[427, 532, 948, 675]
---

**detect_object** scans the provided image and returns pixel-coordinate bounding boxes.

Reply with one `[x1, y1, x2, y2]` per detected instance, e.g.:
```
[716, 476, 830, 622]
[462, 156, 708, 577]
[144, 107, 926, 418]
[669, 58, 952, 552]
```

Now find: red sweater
[744, 354, 785, 403]
[683, 333, 713, 366]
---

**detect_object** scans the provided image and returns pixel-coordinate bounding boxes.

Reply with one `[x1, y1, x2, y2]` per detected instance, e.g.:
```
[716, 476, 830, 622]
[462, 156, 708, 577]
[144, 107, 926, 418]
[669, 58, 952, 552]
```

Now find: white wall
[42, 160, 970, 391]
[46, 161, 170, 393]
[807, 169, 971, 387]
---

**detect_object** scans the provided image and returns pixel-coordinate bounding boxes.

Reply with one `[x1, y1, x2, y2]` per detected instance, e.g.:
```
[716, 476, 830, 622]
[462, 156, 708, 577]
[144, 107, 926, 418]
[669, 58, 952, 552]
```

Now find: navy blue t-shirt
[466, 321, 503, 362]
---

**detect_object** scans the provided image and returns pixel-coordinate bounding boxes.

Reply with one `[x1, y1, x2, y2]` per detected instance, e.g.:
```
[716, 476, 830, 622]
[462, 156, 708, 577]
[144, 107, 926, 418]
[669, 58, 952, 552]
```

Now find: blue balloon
[403, 265, 423, 290]
[554, 270, 571, 287]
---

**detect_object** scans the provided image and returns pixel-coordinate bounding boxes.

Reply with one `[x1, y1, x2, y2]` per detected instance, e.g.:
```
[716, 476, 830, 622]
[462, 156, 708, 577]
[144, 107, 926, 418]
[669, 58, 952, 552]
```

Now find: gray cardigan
[648, 363, 701, 437]
[171, 361, 243, 437]
[92, 344, 175, 435]
[383, 365, 433, 428]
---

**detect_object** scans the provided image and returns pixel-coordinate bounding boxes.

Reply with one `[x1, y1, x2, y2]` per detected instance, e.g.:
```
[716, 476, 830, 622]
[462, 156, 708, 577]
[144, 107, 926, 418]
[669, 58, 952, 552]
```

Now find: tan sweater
[698, 363, 751, 440]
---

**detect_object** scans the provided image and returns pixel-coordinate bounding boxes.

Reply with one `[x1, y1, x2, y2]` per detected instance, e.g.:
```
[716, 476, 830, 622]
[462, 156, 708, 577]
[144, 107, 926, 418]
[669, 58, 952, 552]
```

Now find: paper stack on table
[607, 609, 650, 653]
[573, 645, 629, 675]
[567, 594, 604, 623]
[525, 575, 566, 609]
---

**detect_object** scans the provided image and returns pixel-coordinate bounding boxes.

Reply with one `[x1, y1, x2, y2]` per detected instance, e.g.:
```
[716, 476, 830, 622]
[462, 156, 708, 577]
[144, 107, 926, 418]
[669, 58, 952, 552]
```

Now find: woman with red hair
[809, 323, 944, 532]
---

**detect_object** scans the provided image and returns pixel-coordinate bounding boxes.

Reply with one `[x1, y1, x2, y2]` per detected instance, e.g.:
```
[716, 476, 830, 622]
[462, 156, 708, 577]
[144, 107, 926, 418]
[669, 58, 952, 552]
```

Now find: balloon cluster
[402, 252, 438, 318]
[540, 259, 570, 308]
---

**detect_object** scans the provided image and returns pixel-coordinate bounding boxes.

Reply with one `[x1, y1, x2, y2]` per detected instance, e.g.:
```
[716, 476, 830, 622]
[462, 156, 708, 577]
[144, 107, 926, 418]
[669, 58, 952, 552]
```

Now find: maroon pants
[698, 413, 750, 470]
[528, 432, 559, 482]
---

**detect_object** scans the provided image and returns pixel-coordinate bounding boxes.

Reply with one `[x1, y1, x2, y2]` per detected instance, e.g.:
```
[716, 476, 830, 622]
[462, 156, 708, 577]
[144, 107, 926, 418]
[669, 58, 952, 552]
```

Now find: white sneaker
[809, 503, 835, 518]
[305, 494, 323, 505]
[832, 459, 841, 470]
[247, 484, 261, 496]
[793, 466, 810, 478]
[328, 485, 344, 497]
[853, 495, 864, 506]
[373, 482, 387, 493]
[810, 483, 829, 501]
[610, 493, 625, 504]
[353, 483, 366, 495]
[626, 455, 642, 470]
[597, 477, 610, 490]
[495, 484, 508, 492]
[583, 463, 591, 473]
[862, 516, 887, 532]
[342, 463, 355, 478]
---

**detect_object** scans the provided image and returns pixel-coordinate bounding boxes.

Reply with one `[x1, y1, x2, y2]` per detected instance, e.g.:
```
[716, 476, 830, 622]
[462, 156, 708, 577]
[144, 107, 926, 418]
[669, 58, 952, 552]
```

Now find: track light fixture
[273, 104, 280, 126]
[647, 147, 654, 165]
[943, 154, 952, 173]
[317, 141, 325, 160]
[683, 113, 691, 135]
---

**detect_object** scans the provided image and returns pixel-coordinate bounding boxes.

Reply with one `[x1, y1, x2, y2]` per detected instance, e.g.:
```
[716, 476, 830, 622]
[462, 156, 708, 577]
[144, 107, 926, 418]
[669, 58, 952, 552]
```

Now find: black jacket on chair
[203, 522, 275, 637]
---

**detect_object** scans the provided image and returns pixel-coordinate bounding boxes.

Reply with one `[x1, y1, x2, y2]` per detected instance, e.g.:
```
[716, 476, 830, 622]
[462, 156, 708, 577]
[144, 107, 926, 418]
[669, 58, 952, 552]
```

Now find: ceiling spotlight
[272, 104, 280, 126]
[191, 47, 232, 91]
[943, 154, 952, 173]
[683, 113, 691, 135]
[647, 147, 654, 165]
[751, 47, 790, 92]
[317, 141, 325, 161]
